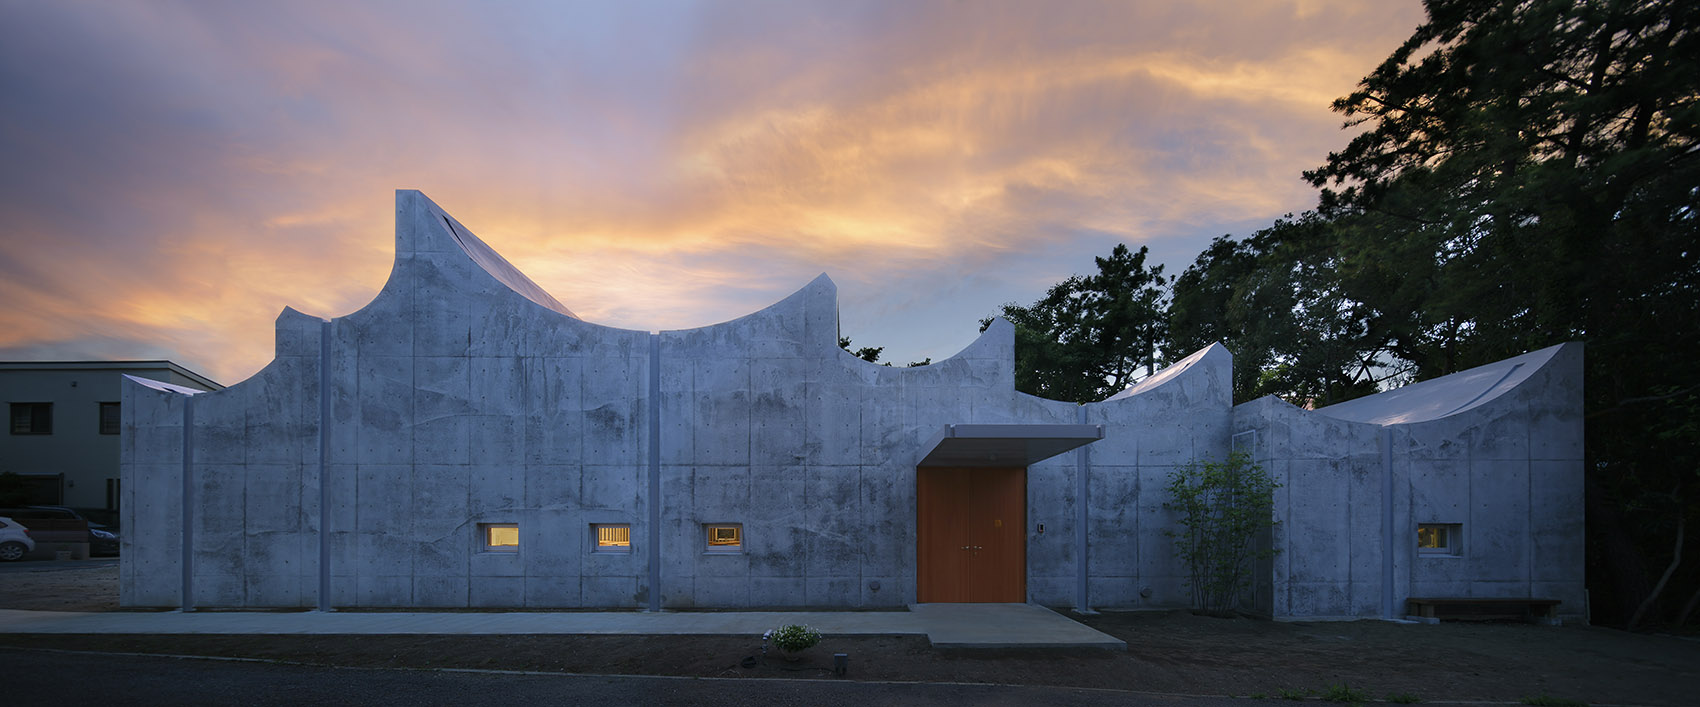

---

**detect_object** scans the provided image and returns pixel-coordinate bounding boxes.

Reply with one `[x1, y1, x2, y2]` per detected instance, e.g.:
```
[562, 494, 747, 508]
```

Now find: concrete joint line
[318, 319, 332, 612]
[646, 333, 662, 612]
[1074, 404, 1089, 613]
[180, 395, 195, 612]
[1380, 427, 1395, 620]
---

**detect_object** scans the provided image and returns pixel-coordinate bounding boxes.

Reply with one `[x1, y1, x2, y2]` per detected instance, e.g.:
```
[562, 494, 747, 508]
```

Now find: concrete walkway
[0, 603, 1125, 650]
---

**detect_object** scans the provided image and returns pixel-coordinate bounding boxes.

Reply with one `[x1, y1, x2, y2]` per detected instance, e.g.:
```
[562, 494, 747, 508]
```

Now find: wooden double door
[916, 467, 1026, 603]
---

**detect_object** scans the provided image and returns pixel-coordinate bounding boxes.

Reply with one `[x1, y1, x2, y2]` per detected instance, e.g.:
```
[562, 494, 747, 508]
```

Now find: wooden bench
[1406, 597, 1562, 624]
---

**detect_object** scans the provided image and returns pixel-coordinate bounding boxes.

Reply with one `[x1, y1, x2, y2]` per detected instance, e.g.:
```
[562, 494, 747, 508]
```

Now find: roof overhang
[916, 424, 1104, 468]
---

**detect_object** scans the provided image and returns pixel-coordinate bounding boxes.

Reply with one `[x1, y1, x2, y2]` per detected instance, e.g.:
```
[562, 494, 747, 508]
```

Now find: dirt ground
[3, 561, 1696, 705]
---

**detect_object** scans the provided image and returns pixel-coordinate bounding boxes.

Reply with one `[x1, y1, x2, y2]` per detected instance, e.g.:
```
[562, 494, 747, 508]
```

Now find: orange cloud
[0, 1, 1427, 383]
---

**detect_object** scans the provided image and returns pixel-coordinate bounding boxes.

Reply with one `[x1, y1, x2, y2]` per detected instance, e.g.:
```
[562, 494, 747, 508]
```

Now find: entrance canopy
[916, 424, 1104, 468]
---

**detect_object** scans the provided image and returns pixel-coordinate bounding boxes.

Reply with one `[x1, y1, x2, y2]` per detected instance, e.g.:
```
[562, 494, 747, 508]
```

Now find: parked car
[14, 506, 118, 556]
[0, 506, 91, 549]
[87, 522, 119, 557]
[0, 516, 35, 562]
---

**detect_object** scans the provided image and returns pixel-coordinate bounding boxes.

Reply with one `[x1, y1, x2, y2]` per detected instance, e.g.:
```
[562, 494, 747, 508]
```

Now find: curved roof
[1314, 343, 1569, 425]
[434, 208, 578, 319]
[1102, 342, 1226, 401]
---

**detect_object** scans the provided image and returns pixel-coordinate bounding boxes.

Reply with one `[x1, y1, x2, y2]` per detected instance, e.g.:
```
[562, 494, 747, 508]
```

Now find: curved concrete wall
[123, 191, 1580, 616]
[1232, 343, 1585, 620]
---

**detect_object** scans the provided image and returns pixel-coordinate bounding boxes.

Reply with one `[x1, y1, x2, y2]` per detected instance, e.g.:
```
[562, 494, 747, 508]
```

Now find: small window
[704, 524, 742, 553]
[10, 403, 52, 435]
[1417, 523, 1462, 556]
[99, 402, 121, 435]
[480, 523, 519, 552]
[593, 524, 631, 553]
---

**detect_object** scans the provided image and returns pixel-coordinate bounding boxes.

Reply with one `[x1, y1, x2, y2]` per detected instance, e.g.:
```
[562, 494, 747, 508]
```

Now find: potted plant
[767, 624, 822, 661]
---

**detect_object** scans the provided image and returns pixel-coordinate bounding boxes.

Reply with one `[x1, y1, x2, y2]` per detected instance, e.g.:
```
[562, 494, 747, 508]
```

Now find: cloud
[0, 0, 1426, 382]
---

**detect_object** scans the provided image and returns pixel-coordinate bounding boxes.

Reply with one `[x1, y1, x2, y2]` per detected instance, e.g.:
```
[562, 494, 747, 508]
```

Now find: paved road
[4, 647, 1253, 707]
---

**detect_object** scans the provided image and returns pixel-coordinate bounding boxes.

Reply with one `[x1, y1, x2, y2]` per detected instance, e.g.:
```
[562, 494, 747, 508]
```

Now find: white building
[3, 361, 221, 513]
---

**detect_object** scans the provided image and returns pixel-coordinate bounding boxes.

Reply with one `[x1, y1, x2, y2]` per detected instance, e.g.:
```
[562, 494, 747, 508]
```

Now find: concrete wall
[1081, 345, 1234, 609]
[122, 190, 1583, 615]
[1232, 343, 1586, 620]
[1232, 398, 1390, 619]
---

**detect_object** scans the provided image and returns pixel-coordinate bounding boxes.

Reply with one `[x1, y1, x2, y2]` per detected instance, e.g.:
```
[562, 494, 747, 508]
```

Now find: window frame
[10, 402, 52, 435]
[703, 523, 743, 554]
[99, 402, 121, 435]
[591, 523, 632, 554]
[1417, 523, 1463, 557]
[478, 522, 520, 553]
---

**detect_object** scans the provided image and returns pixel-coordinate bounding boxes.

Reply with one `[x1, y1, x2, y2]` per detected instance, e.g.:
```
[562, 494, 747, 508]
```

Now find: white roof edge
[123, 374, 208, 396]
[1313, 343, 1569, 426]
[1103, 342, 1222, 401]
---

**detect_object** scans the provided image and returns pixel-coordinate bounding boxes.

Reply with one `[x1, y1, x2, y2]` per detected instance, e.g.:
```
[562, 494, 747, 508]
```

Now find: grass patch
[1386, 693, 1421, 704]
[1320, 683, 1368, 703]
[1520, 697, 1587, 707]
[1278, 687, 1309, 700]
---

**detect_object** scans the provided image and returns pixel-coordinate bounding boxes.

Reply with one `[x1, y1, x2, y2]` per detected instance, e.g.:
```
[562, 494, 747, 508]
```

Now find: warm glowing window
[593, 524, 630, 553]
[480, 523, 519, 552]
[1417, 523, 1461, 556]
[705, 524, 742, 553]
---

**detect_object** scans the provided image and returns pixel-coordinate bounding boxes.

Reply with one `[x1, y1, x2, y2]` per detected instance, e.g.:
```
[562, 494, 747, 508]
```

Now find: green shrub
[768, 624, 822, 652]
[1163, 451, 1280, 614]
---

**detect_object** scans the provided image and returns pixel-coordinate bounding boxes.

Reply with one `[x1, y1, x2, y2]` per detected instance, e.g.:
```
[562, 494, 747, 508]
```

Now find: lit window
[593, 524, 630, 553]
[1417, 523, 1462, 556]
[705, 524, 742, 553]
[480, 523, 519, 552]
[10, 403, 52, 435]
[99, 402, 120, 435]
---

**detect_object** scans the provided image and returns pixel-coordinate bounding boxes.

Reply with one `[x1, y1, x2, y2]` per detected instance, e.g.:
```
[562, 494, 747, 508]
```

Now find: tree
[1298, 0, 1700, 627]
[837, 336, 883, 364]
[1168, 217, 1406, 407]
[1154, 0, 1698, 625]
[1163, 451, 1281, 615]
[987, 244, 1170, 403]
[1168, 234, 1268, 400]
[840, 336, 931, 367]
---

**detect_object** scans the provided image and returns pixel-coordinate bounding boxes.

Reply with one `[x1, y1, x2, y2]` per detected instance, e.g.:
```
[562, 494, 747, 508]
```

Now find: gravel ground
[0, 560, 118, 611]
[3, 560, 1696, 705]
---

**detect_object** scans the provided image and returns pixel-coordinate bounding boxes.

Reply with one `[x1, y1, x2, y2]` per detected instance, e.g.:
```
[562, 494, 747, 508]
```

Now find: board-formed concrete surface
[121, 190, 1584, 621]
[1232, 343, 1584, 620]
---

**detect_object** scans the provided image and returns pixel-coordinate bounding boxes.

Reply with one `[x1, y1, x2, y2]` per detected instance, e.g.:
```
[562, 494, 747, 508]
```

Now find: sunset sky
[0, 1, 1425, 386]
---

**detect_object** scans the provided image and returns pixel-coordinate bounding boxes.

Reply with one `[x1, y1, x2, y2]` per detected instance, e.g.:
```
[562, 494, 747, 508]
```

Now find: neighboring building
[121, 191, 1585, 620]
[2, 361, 221, 513]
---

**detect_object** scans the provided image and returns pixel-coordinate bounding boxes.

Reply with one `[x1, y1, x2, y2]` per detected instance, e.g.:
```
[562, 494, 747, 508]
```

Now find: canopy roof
[917, 424, 1104, 467]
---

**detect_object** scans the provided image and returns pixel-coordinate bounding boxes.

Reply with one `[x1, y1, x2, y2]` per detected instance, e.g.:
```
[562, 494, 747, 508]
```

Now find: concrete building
[3, 361, 221, 512]
[121, 191, 1584, 620]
